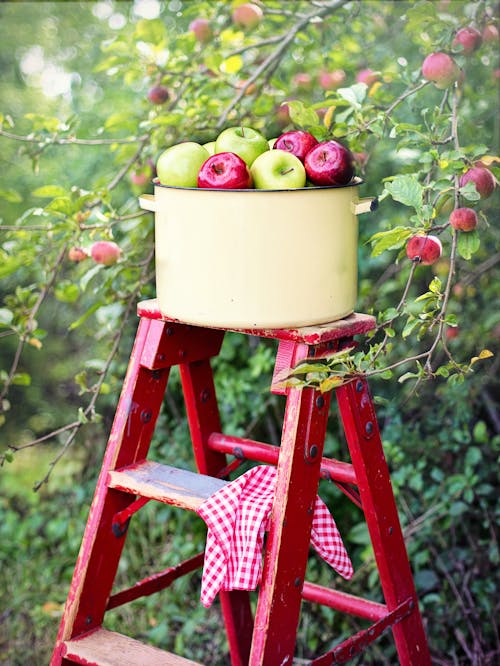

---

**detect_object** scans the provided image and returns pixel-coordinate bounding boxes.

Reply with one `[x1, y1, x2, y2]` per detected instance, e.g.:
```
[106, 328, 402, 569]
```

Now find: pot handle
[353, 197, 378, 215]
[139, 194, 156, 212]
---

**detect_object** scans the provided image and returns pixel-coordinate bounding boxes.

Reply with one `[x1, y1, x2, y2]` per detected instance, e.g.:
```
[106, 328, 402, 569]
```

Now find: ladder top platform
[137, 299, 376, 345]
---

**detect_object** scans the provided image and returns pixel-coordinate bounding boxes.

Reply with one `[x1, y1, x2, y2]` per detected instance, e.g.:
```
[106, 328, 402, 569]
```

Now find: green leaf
[457, 230, 480, 260]
[134, 18, 167, 45]
[286, 101, 320, 129]
[54, 280, 80, 303]
[384, 175, 423, 210]
[369, 226, 412, 257]
[12, 372, 31, 386]
[0, 188, 23, 203]
[429, 277, 442, 294]
[336, 83, 367, 109]
[32, 185, 68, 198]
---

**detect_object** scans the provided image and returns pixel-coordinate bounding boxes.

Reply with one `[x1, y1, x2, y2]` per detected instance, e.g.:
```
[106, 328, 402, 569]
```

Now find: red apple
[449, 207, 478, 232]
[232, 3, 263, 29]
[90, 241, 121, 266]
[304, 140, 355, 186]
[293, 72, 313, 90]
[68, 247, 88, 262]
[275, 102, 291, 128]
[482, 24, 499, 43]
[197, 152, 252, 189]
[356, 68, 379, 86]
[147, 85, 169, 104]
[406, 235, 442, 265]
[446, 326, 459, 340]
[189, 18, 212, 43]
[318, 69, 346, 90]
[422, 52, 460, 88]
[459, 166, 496, 199]
[274, 130, 318, 163]
[453, 26, 482, 54]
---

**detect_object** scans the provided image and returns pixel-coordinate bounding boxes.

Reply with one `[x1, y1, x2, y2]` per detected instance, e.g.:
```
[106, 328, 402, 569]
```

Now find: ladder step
[108, 460, 226, 510]
[63, 627, 202, 665]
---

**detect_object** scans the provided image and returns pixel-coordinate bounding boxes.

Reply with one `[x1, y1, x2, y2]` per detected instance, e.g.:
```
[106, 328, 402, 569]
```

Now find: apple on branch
[147, 85, 170, 104]
[198, 152, 252, 189]
[274, 130, 318, 163]
[156, 142, 210, 188]
[231, 2, 263, 30]
[304, 140, 355, 186]
[453, 26, 482, 55]
[215, 126, 269, 167]
[90, 241, 121, 266]
[189, 18, 212, 43]
[449, 207, 478, 232]
[422, 52, 460, 88]
[406, 235, 442, 265]
[459, 165, 496, 199]
[250, 150, 306, 190]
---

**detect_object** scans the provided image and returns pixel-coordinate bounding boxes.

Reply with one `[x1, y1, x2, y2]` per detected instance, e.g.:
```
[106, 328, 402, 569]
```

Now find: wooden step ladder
[51, 298, 431, 665]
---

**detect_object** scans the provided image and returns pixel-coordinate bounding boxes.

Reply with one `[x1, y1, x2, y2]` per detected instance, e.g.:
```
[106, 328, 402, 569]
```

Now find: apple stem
[281, 167, 295, 175]
[240, 126, 245, 137]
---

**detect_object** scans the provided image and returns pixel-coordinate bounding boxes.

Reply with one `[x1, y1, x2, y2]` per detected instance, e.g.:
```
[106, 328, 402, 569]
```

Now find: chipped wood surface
[108, 460, 226, 510]
[63, 628, 201, 665]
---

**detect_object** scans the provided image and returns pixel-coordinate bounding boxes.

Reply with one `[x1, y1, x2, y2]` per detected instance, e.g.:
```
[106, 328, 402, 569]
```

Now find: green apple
[215, 126, 268, 167]
[156, 142, 209, 187]
[250, 149, 306, 190]
[268, 137, 278, 149]
[203, 141, 216, 155]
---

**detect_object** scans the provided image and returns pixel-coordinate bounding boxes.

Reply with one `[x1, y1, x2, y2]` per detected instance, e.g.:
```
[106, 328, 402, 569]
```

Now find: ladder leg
[51, 318, 171, 664]
[250, 348, 333, 665]
[180, 358, 254, 666]
[335, 377, 431, 665]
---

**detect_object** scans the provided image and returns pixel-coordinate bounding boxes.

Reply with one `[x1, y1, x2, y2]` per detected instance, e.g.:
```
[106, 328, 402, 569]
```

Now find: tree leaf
[457, 230, 480, 260]
[384, 175, 423, 210]
[369, 226, 412, 257]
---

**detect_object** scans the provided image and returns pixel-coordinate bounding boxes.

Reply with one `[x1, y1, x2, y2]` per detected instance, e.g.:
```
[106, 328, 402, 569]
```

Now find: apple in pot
[198, 152, 252, 189]
[250, 150, 306, 190]
[156, 142, 210, 188]
[304, 140, 355, 186]
[274, 130, 318, 163]
[215, 126, 269, 167]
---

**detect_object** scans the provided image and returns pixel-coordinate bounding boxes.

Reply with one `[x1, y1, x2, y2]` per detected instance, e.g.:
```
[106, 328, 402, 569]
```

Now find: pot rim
[152, 176, 363, 193]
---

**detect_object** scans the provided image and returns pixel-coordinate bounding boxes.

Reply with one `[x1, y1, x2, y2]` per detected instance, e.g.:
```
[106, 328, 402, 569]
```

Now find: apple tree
[0, 1, 498, 662]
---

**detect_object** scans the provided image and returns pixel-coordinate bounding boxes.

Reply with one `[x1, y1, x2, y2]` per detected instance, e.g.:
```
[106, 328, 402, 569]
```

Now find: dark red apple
[459, 166, 496, 199]
[453, 26, 482, 54]
[304, 140, 355, 186]
[422, 52, 460, 88]
[406, 235, 442, 265]
[147, 85, 169, 104]
[274, 130, 318, 163]
[197, 152, 252, 189]
[449, 207, 478, 232]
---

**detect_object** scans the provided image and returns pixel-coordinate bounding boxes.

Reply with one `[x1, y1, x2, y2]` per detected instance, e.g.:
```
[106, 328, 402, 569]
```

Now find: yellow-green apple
[198, 152, 252, 189]
[459, 166, 496, 199]
[189, 18, 212, 43]
[453, 26, 482, 54]
[147, 85, 169, 104]
[422, 52, 460, 88]
[250, 150, 306, 190]
[274, 130, 318, 163]
[304, 140, 355, 186]
[68, 247, 88, 262]
[156, 142, 210, 187]
[449, 207, 478, 232]
[90, 241, 121, 266]
[203, 141, 216, 155]
[215, 126, 268, 167]
[232, 3, 263, 29]
[406, 235, 442, 265]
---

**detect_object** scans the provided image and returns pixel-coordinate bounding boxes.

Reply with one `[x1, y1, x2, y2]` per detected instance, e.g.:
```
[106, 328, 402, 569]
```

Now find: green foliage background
[0, 1, 498, 664]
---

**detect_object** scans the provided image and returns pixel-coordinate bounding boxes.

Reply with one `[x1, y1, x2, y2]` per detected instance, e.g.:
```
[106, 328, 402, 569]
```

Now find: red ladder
[51, 298, 431, 665]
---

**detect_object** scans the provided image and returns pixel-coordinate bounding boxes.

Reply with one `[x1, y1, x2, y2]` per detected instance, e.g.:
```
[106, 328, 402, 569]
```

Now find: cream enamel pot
[140, 178, 377, 329]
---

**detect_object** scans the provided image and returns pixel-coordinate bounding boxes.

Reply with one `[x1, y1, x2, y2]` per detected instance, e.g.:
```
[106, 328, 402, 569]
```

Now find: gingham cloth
[196, 465, 353, 607]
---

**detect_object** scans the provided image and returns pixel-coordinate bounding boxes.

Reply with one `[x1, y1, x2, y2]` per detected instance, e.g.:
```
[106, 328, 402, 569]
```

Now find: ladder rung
[108, 460, 226, 510]
[63, 628, 202, 665]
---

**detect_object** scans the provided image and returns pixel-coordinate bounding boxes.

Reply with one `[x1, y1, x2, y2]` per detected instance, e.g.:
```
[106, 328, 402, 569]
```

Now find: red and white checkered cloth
[196, 465, 353, 607]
